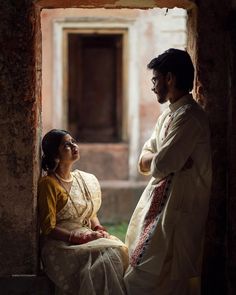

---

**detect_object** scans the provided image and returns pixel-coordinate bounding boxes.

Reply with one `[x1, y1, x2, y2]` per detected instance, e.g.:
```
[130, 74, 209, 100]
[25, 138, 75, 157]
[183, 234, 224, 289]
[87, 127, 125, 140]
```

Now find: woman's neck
[55, 163, 73, 180]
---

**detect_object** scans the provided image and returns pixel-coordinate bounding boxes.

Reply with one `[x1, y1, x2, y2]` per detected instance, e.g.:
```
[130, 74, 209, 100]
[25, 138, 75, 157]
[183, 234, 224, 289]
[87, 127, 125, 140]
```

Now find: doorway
[68, 33, 123, 142]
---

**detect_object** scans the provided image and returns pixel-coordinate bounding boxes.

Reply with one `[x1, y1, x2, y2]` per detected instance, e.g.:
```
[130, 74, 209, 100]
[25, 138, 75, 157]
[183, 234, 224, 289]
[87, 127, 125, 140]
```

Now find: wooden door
[68, 33, 122, 142]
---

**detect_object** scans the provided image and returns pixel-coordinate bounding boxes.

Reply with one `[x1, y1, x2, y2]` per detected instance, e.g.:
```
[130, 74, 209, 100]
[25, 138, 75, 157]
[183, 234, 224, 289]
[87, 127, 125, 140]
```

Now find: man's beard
[157, 83, 168, 104]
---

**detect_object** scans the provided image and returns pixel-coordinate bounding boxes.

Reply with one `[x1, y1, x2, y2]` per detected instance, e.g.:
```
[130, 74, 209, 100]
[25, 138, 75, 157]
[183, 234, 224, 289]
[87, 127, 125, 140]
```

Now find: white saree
[40, 170, 128, 295]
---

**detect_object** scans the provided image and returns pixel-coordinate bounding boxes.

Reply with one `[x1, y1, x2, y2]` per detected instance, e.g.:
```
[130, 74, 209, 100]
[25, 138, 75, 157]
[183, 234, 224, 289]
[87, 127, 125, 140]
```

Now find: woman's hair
[41, 129, 70, 171]
[147, 48, 194, 92]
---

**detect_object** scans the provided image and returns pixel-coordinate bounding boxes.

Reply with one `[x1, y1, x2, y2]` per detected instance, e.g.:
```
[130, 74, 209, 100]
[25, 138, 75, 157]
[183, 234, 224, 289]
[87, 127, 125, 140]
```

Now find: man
[124, 49, 212, 295]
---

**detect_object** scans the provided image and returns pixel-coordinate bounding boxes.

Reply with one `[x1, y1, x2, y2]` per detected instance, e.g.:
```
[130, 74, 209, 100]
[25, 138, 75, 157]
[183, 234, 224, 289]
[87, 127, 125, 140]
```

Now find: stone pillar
[0, 0, 40, 275]
[227, 3, 236, 294]
[192, 1, 231, 294]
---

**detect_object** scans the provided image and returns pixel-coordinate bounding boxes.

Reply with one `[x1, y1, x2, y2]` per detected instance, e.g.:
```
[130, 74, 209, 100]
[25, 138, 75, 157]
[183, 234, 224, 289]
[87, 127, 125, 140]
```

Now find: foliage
[104, 222, 128, 243]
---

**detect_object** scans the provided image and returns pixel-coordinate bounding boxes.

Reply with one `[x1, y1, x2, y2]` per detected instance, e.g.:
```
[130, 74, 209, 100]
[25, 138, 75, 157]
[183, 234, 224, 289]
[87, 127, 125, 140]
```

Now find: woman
[38, 129, 128, 295]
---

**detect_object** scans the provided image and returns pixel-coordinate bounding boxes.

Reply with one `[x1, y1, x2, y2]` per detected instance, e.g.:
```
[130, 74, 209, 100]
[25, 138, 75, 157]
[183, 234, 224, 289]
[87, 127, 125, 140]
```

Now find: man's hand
[140, 152, 155, 173]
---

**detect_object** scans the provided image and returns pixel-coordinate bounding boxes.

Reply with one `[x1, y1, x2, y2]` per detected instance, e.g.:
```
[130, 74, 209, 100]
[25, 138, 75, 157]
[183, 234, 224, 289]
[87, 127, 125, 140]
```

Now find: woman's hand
[93, 224, 110, 238]
[90, 217, 110, 239]
[69, 230, 105, 245]
[95, 229, 110, 239]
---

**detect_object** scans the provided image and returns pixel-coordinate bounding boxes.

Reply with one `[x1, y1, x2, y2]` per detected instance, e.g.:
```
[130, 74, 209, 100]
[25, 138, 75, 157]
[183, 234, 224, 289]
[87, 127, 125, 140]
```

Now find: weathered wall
[191, 1, 231, 294]
[0, 1, 40, 275]
[227, 2, 236, 294]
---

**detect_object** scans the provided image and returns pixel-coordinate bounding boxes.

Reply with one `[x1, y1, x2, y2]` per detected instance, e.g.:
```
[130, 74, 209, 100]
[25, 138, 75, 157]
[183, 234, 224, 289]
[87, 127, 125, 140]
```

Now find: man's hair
[147, 48, 194, 92]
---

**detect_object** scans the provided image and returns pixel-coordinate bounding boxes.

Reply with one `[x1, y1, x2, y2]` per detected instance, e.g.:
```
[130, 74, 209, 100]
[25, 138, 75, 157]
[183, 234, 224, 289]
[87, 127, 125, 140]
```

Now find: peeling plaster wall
[1, 1, 236, 294]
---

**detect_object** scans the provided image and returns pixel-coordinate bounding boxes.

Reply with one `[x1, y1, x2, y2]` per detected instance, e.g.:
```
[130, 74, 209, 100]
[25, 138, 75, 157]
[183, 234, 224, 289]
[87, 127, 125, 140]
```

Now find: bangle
[93, 225, 106, 232]
[68, 231, 74, 243]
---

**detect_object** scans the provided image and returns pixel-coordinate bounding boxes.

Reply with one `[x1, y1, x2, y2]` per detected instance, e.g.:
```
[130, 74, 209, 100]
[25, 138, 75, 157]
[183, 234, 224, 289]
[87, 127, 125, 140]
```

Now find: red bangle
[93, 225, 106, 232]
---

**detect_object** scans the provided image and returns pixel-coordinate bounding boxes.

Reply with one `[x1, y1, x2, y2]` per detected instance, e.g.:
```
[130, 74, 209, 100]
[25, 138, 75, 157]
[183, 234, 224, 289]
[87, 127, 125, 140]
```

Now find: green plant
[104, 222, 128, 242]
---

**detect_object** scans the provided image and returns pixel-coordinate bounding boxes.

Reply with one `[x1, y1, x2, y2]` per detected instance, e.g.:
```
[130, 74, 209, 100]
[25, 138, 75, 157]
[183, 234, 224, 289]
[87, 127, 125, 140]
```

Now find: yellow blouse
[38, 176, 68, 235]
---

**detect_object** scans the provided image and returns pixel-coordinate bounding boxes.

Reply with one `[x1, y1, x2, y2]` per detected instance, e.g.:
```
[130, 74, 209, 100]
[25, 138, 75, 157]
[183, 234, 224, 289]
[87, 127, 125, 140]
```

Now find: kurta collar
[169, 94, 194, 112]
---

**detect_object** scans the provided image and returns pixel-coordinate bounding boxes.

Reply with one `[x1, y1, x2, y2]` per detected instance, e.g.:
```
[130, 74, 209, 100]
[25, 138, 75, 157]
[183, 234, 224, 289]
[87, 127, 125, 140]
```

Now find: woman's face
[57, 134, 80, 163]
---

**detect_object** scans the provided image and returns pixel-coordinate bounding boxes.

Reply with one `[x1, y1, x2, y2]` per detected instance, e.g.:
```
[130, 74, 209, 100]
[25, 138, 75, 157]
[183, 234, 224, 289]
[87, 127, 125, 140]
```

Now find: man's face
[151, 70, 169, 104]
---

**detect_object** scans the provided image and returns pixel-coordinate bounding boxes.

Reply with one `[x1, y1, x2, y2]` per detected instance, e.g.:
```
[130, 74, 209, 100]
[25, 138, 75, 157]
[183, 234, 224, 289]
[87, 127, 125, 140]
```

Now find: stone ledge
[0, 275, 54, 295]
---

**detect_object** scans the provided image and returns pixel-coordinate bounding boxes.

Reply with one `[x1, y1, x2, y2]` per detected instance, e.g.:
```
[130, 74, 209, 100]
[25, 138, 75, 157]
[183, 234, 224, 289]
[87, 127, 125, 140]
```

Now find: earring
[55, 158, 60, 164]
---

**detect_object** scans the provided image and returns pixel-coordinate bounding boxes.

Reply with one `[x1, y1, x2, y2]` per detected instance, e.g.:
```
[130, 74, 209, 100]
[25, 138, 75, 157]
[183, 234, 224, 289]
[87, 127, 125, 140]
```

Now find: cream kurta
[125, 95, 212, 293]
[39, 170, 128, 295]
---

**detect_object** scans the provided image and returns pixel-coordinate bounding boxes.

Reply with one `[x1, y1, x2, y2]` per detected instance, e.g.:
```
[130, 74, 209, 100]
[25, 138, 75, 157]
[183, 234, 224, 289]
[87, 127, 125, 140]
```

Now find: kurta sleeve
[151, 111, 201, 181]
[38, 178, 58, 235]
[138, 123, 158, 175]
